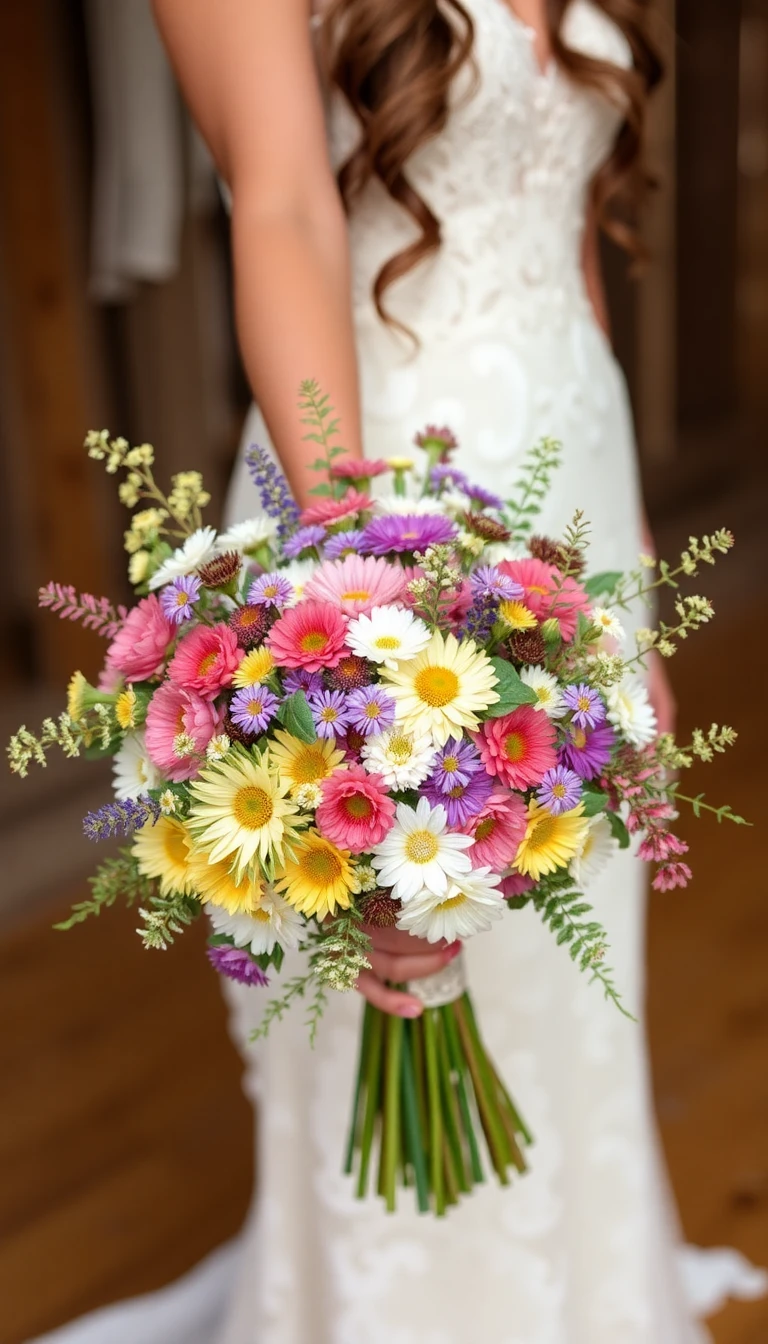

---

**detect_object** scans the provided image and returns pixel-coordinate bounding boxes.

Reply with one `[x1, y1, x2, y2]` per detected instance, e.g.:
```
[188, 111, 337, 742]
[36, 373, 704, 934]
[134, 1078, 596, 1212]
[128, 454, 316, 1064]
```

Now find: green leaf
[607, 811, 631, 849]
[584, 570, 623, 599]
[581, 785, 609, 817]
[277, 690, 317, 744]
[484, 657, 538, 716]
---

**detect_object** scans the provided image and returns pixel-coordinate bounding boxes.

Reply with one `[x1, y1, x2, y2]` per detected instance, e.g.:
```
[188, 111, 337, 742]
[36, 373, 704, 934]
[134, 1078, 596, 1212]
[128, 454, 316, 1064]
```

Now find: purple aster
[562, 683, 607, 730]
[424, 768, 494, 827]
[83, 795, 161, 841]
[470, 566, 524, 603]
[430, 737, 484, 794]
[160, 574, 201, 625]
[536, 765, 583, 816]
[346, 685, 397, 736]
[308, 688, 351, 739]
[248, 571, 294, 610]
[360, 514, 458, 556]
[230, 685, 279, 734]
[559, 720, 616, 781]
[207, 944, 269, 987]
[430, 463, 469, 492]
[282, 525, 326, 559]
[465, 481, 505, 511]
[283, 667, 324, 697]
[324, 529, 366, 561]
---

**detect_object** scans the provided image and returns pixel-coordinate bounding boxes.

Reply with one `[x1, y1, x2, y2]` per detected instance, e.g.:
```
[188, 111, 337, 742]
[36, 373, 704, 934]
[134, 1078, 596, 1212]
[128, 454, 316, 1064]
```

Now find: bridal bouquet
[8, 381, 745, 1215]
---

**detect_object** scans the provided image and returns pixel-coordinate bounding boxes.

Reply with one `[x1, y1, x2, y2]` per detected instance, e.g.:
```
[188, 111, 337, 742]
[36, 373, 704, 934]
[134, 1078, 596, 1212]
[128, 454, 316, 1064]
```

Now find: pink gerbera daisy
[316, 764, 396, 850]
[167, 623, 240, 700]
[476, 704, 557, 789]
[303, 554, 405, 616]
[460, 792, 528, 869]
[105, 594, 175, 682]
[267, 599, 349, 672]
[299, 489, 372, 528]
[498, 557, 590, 642]
[145, 682, 225, 781]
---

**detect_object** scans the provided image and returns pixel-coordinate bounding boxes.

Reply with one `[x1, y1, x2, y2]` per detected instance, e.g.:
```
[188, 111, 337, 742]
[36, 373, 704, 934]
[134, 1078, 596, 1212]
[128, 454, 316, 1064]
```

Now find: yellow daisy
[233, 647, 275, 689]
[132, 815, 194, 896]
[499, 600, 538, 631]
[67, 671, 88, 722]
[513, 800, 589, 881]
[379, 630, 499, 747]
[186, 845, 263, 915]
[187, 747, 304, 880]
[269, 729, 346, 796]
[115, 687, 137, 730]
[275, 830, 355, 920]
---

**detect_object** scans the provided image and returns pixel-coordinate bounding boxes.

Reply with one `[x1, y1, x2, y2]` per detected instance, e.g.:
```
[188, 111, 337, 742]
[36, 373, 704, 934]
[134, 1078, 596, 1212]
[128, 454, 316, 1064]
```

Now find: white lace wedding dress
[31, 3, 766, 1342]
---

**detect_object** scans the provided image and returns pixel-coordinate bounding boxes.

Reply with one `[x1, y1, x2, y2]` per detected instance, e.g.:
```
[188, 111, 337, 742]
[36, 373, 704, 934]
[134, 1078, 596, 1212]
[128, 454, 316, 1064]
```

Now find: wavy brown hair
[320, 0, 662, 332]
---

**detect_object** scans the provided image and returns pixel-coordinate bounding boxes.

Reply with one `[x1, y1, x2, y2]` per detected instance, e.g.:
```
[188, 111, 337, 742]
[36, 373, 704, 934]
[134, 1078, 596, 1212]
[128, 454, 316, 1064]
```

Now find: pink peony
[460, 792, 528, 869]
[303, 554, 405, 616]
[299, 489, 372, 528]
[105, 595, 175, 682]
[476, 705, 557, 790]
[316, 764, 396, 850]
[267, 599, 349, 672]
[144, 682, 225, 782]
[498, 556, 590, 642]
[167, 624, 240, 700]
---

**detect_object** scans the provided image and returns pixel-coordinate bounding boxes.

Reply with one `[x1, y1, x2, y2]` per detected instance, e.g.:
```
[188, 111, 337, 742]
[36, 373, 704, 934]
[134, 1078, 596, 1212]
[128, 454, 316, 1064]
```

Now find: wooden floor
[1, 597, 766, 1343]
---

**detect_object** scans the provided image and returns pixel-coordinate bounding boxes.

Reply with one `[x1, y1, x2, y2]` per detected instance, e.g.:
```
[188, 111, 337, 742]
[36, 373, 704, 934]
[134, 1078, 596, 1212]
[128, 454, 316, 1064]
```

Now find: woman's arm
[152, 0, 362, 505]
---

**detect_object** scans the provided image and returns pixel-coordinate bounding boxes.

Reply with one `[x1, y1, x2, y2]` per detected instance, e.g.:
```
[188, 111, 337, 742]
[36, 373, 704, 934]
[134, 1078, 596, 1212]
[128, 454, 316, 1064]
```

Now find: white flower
[371, 796, 472, 903]
[361, 727, 437, 789]
[148, 526, 218, 590]
[112, 731, 161, 800]
[347, 605, 432, 670]
[519, 665, 566, 718]
[592, 607, 625, 642]
[281, 558, 317, 606]
[396, 868, 504, 943]
[216, 516, 278, 555]
[440, 488, 472, 517]
[207, 889, 304, 955]
[206, 733, 231, 762]
[570, 814, 617, 887]
[606, 679, 657, 748]
[352, 863, 378, 893]
[373, 494, 444, 516]
[159, 789, 178, 815]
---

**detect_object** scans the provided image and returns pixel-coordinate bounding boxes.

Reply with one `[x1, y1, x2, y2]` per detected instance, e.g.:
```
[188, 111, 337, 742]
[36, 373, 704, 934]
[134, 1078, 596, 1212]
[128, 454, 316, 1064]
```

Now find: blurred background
[0, 2, 766, 1341]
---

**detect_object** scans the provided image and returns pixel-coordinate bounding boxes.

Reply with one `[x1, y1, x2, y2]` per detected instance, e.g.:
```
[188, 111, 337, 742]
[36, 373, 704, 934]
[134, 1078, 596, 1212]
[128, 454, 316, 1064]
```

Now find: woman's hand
[647, 648, 677, 737]
[356, 926, 462, 1018]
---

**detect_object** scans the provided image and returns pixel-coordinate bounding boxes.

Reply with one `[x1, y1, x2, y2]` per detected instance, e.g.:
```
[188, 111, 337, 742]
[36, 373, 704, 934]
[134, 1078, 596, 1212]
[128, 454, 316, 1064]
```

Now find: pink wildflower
[652, 862, 693, 892]
[104, 594, 175, 682]
[299, 489, 372, 528]
[167, 624, 240, 700]
[460, 793, 528, 869]
[498, 556, 590, 641]
[144, 682, 225, 781]
[316, 765, 396, 850]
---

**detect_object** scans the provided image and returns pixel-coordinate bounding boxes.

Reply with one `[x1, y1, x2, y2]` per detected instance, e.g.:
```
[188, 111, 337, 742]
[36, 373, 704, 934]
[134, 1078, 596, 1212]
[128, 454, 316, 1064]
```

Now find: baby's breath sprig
[623, 594, 716, 673]
[502, 437, 562, 537]
[310, 909, 373, 994]
[85, 430, 211, 553]
[137, 890, 201, 951]
[409, 543, 463, 630]
[610, 530, 734, 610]
[7, 713, 84, 776]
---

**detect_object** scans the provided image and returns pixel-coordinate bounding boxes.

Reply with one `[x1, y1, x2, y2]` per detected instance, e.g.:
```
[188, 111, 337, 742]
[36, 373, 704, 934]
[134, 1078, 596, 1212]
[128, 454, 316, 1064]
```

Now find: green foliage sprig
[137, 890, 201, 950]
[503, 437, 562, 536]
[249, 970, 329, 1048]
[55, 850, 154, 930]
[299, 378, 348, 498]
[310, 909, 372, 993]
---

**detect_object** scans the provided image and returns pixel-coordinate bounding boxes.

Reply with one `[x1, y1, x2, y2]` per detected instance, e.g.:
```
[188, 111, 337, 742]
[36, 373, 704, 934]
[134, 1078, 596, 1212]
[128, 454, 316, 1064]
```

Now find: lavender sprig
[245, 444, 300, 539]
[83, 796, 161, 841]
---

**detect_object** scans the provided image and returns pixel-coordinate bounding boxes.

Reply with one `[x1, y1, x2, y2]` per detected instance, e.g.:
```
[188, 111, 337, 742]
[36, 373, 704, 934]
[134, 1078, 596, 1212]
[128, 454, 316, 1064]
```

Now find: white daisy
[519, 665, 566, 718]
[439, 488, 472, 517]
[280, 558, 318, 606]
[373, 494, 445, 516]
[148, 526, 218, 590]
[592, 606, 625, 642]
[346, 605, 431, 671]
[207, 888, 304, 955]
[606, 679, 657, 748]
[216, 516, 278, 555]
[396, 868, 505, 943]
[361, 727, 437, 790]
[570, 814, 617, 887]
[371, 796, 472, 903]
[112, 731, 161, 800]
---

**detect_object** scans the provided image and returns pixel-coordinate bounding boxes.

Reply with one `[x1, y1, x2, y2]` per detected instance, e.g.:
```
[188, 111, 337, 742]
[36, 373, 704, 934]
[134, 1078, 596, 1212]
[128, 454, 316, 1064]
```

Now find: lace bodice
[324, 0, 631, 336]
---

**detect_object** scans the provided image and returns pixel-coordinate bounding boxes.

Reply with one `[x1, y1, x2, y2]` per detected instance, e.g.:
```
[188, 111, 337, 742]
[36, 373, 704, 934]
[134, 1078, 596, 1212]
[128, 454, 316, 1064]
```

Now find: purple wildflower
[160, 575, 201, 625]
[429, 737, 484, 794]
[465, 481, 505, 511]
[360, 514, 458, 556]
[248, 572, 294, 610]
[245, 444, 300, 540]
[430, 463, 469, 492]
[562, 683, 607, 730]
[559, 721, 616, 781]
[230, 685, 279, 734]
[83, 795, 161, 841]
[536, 765, 583, 816]
[282, 525, 326, 559]
[324, 529, 366, 561]
[283, 667, 324, 697]
[308, 689, 351, 739]
[424, 768, 494, 827]
[207, 944, 270, 987]
[470, 566, 524, 603]
[346, 685, 396, 736]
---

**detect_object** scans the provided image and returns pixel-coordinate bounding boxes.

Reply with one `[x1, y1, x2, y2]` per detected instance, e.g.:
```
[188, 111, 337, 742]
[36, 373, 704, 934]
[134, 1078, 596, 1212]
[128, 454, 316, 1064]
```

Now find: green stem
[423, 1009, 445, 1215]
[436, 1008, 469, 1193]
[382, 1015, 404, 1213]
[401, 1026, 430, 1213]
[442, 1006, 484, 1185]
[344, 1001, 372, 1175]
[356, 1008, 383, 1199]
[454, 999, 510, 1184]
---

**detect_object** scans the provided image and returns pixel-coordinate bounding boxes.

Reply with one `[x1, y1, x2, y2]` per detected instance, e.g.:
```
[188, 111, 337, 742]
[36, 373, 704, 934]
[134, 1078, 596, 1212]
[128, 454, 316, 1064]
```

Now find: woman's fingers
[368, 943, 460, 985]
[356, 970, 424, 1018]
[364, 925, 450, 957]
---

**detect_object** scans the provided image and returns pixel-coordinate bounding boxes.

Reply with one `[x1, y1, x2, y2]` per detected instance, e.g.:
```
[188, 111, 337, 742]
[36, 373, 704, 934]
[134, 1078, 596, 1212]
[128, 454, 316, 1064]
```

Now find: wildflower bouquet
[9, 381, 745, 1217]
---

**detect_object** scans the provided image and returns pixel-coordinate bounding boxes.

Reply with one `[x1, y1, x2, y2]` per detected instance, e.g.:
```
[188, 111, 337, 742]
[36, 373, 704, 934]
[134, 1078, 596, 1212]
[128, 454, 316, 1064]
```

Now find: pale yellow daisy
[187, 747, 305, 879]
[132, 815, 194, 896]
[379, 629, 499, 747]
[269, 729, 346, 796]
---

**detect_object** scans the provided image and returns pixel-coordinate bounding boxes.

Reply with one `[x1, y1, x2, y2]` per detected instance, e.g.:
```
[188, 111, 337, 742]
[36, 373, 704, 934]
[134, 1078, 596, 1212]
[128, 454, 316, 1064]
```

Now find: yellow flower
[379, 630, 499, 747]
[187, 747, 304, 879]
[67, 671, 88, 723]
[513, 800, 589, 882]
[275, 830, 354, 920]
[128, 550, 151, 585]
[269, 730, 346, 796]
[115, 687, 137, 730]
[385, 457, 414, 471]
[498, 600, 538, 631]
[186, 845, 263, 915]
[132, 815, 194, 896]
[233, 647, 275, 689]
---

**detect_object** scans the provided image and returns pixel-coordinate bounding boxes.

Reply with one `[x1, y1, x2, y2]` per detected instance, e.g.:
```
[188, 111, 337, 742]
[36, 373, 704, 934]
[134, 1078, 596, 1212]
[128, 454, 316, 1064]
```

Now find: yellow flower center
[198, 650, 219, 676]
[320, 706, 339, 722]
[528, 814, 557, 849]
[344, 793, 374, 820]
[447, 784, 465, 800]
[251, 907, 271, 924]
[164, 824, 189, 869]
[414, 665, 459, 708]
[404, 829, 439, 864]
[247, 698, 265, 717]
[442, 755, 459, 774]
[528, 583, 549, 596]
[572, 727, 587, 749]
[175, 591, 188, 608]
[233, 785, 274, 830]
[504, 732, 526, 762]
[364, 700, 383, 720]
[474, 817, 496, 842]
[342, 589, 371, 602]
[577, 695, 591, 713]
[263, 584, 280, 599]
[300, 630, 328, 653]
[300, 844, 343, 886]
[291, 745, 331, 784]
[535, 687, 550, 705]
[438, 891, 468, 910]
[552, 782, 567, 799]
[374, 635, 401, 650]
[388, 734, 413, 763]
